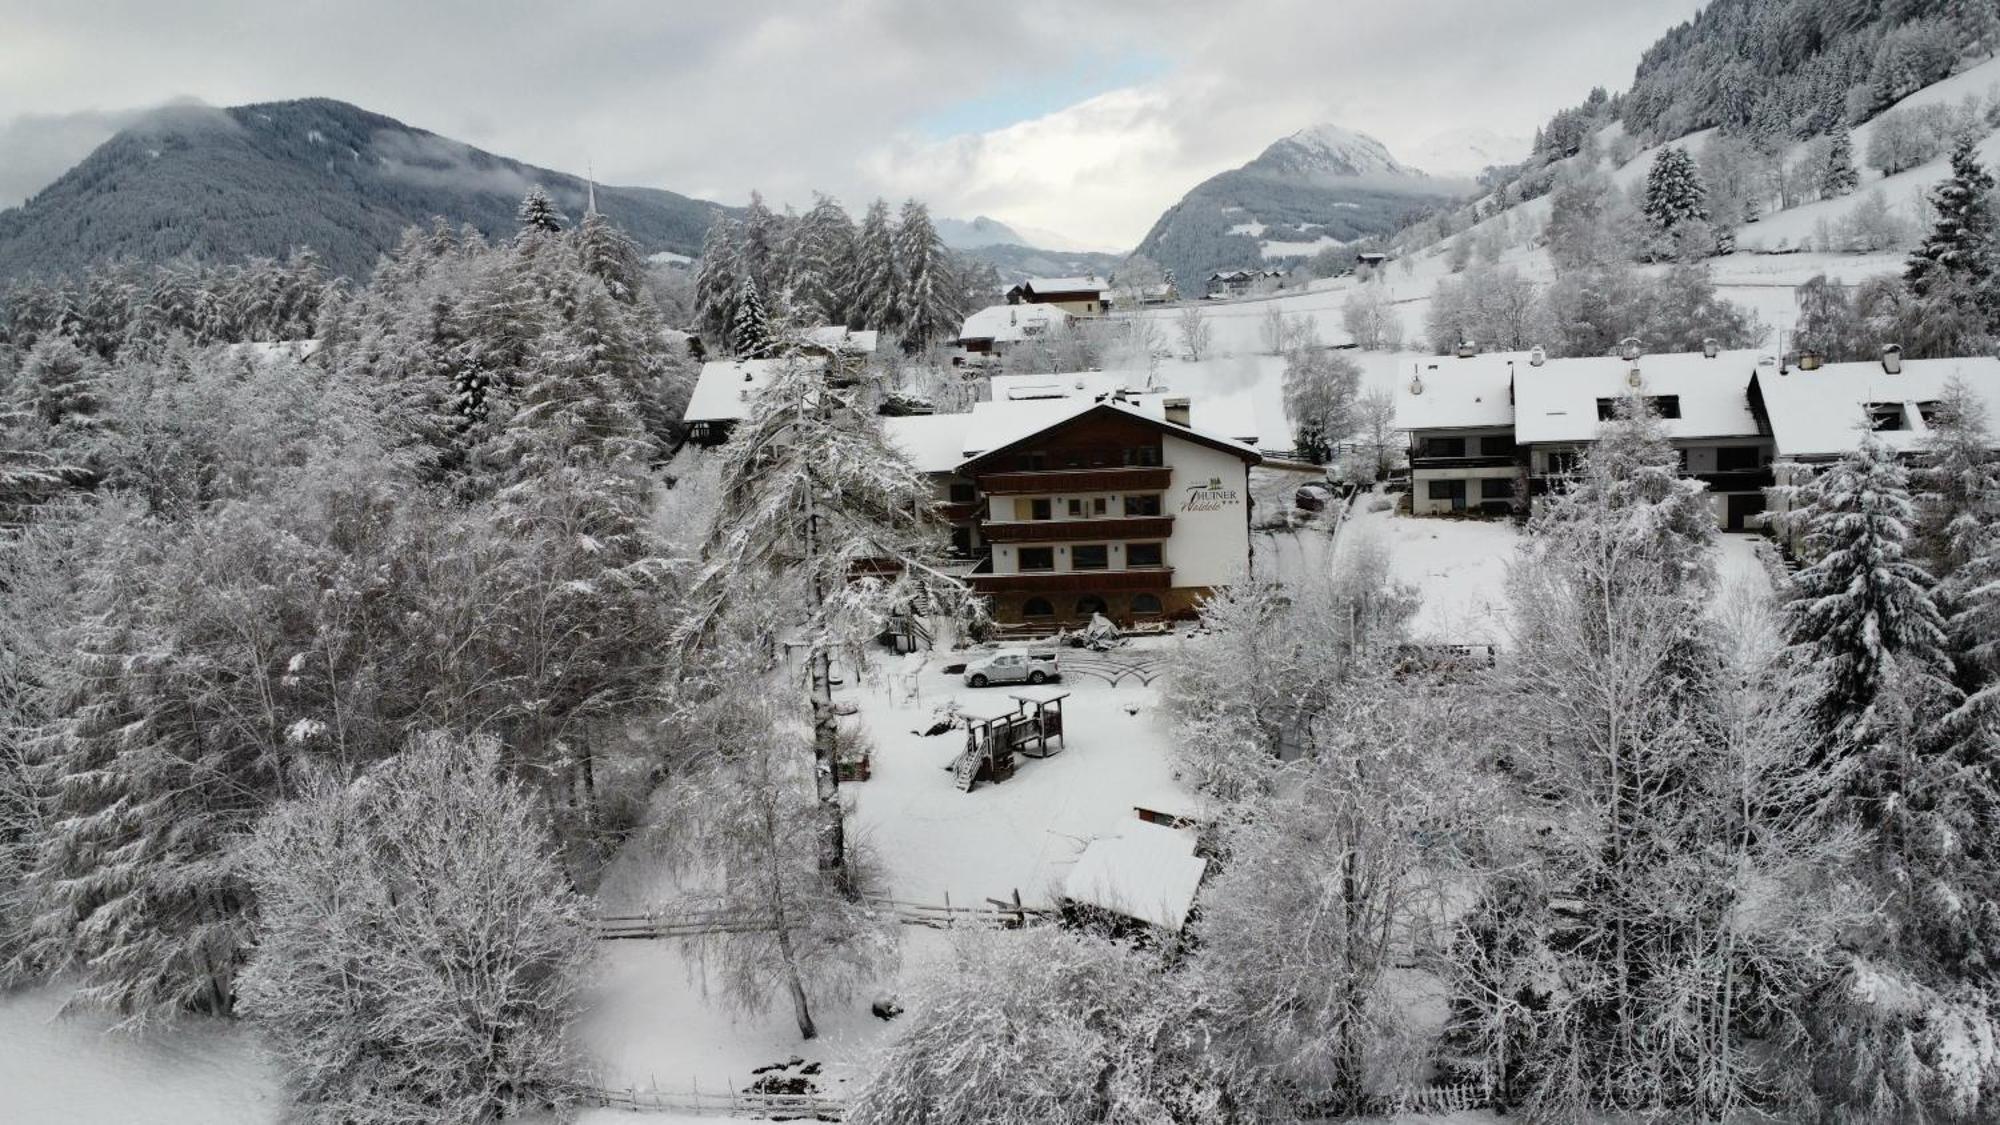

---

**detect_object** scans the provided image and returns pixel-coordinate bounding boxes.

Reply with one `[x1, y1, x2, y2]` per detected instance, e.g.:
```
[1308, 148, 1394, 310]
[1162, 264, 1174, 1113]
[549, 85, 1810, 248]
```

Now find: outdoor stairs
[951, 748, 981, 792]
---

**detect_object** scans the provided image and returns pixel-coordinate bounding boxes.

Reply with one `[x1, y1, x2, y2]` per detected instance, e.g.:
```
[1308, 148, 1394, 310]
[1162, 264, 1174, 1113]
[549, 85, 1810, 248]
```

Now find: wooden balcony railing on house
[980, 516, 1175, 543]
[1410, 454, 1520, 471]
[939, 499, 985, 522]
[968, 566, 1174, 594]
[1692, 467, 1775, 492]
[976, 466, 1173, 495]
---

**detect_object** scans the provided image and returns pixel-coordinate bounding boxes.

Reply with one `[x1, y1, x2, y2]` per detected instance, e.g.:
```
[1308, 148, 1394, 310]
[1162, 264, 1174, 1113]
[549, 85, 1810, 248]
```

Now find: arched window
[1131, 593, 1164, 615]
[1022, 597, 1055, 618]
[1075, 594, 1109, 617]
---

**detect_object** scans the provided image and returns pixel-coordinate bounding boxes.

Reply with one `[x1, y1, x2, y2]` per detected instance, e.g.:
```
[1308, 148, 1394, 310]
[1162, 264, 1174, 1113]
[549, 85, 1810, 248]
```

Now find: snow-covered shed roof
[1392, 353, 1522, 432]
[1754, 355, 2000, 460]
[683, 357, 829, 424]
[958, 302, 1069, 344]
[880, 414, 972, 475]
[804, 325, 879, 355]
[1511, 349, 1767, 445]
[1062, 819, 1208, 932]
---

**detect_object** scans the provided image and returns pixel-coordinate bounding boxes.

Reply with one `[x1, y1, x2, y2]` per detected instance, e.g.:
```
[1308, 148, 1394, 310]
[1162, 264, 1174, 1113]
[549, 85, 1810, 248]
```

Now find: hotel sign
[1180, 477, 1242, 513]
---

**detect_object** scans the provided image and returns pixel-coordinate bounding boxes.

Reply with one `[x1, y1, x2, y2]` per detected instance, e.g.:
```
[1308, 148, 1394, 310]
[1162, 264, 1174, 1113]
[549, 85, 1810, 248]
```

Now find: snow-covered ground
[1346, 505, 1518, 645]
[0, 984, 282, 1124]
[578, 646, 1193, 1101]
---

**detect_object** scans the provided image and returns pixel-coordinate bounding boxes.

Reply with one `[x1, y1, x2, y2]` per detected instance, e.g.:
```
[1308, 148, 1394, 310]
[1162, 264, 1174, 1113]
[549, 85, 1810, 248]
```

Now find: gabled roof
[1511, 349, 1767, 444]
[958, 399, 1261, 469]
[879, 413, 972, 474]
[803, 325, 878, 354]
[1754, 355, 2000, 459]
[1013, 275, 1106, 295]
[683, 356, 829, 424]
[958, 302, 1069, 343]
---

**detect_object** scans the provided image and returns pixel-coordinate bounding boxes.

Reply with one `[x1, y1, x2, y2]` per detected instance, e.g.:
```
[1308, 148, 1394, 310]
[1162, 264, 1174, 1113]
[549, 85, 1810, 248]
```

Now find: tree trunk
[810, 647, 849, 894]
[774, 909, 817, 1039]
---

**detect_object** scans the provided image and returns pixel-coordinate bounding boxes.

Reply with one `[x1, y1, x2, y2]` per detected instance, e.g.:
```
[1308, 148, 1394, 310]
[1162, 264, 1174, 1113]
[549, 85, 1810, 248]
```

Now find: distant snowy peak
[1250, 124, 1419, 180]
[936, 214, 1120, 255]
[1404, 127, 1532, 179]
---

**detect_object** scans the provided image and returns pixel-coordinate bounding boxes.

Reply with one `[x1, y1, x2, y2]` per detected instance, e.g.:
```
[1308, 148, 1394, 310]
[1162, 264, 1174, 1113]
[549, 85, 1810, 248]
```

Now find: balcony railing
[1410, 455, 1519, 471]
[1692, 467, 1775, 492]
[976, 466, 1173, 495]
[939, 500, 984, 522]
[980, 516, 1175, 543]
[969, 567, 1174, 594]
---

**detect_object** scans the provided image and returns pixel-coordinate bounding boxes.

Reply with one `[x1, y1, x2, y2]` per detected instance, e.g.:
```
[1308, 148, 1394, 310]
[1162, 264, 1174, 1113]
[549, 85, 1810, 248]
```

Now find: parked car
[963, 650, 1060, 688]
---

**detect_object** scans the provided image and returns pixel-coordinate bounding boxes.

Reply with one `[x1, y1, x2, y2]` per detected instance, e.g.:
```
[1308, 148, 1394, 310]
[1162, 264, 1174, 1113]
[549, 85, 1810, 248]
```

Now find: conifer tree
[850, 198, 901, 332]
[728, 275, 770, 358]
[1906, 138, 1996, 312]
[788, 194, 857, 326]
[1642, 146, 1710, 232]
[1821, 125, 1860, 197]
[692, 216, 743, 342]
[515, 187, 567, 235]
[572, 208, 644, 303]
[893, 199, 960, 349]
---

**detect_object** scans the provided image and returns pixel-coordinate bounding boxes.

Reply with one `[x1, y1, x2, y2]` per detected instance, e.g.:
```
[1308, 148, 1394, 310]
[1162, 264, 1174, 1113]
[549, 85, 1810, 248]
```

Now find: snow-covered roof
[986, 371, 1260, 445]
[683, 357, 828, 424]
[1511, 349, 1767, 445]
[882, 394, 1259, 474]
[1755, 355, 2000, 460]
[1017, 275, 1105, 295]
[1392, 353, 1522, 432]
[1062, 819, 1207, 932]
[958, 302, 1069, 344]
[880, 414, 971, 474]
[804, 326, 879, 355]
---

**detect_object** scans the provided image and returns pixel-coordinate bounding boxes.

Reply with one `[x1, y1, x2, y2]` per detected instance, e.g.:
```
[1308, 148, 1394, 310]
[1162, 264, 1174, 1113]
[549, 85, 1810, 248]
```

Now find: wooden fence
[595, 892, 1052, 941]
[586, 1082, 844, 1119]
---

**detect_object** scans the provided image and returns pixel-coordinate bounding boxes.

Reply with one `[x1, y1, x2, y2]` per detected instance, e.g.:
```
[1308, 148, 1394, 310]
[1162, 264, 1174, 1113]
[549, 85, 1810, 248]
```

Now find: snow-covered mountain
[936, 214, 1120, 255]
[1248, 124, 1418, 180]
[1405, 127, 1532, 179]
[1132, 123, 1467, 282]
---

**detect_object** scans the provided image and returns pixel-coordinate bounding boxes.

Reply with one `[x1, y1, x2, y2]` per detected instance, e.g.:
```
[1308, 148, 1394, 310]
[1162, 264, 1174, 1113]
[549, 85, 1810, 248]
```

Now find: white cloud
[0, 0, 1707, 243]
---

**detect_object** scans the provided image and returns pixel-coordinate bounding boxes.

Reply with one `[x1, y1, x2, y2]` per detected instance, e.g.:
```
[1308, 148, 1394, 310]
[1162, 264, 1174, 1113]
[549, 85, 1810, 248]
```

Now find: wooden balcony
[969, 567, 1173, 594]
[976, 466, 1172, 495]
[980, 516, 1175, 543]
[1410, 455, 1519, 471]
[939, 500, 984, 522]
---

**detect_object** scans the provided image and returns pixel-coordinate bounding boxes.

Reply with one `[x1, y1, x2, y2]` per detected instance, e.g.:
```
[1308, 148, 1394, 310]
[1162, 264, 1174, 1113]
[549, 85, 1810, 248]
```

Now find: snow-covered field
[0, 984, 282, 1124]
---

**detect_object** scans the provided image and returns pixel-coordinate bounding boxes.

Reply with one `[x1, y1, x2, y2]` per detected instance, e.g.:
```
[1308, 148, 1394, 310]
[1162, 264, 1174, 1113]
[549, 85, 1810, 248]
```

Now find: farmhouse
[681, 356, 831, 446]
[956, 302, 1070, 358]
[1004, 276, 1110, 315]
[1205, 268, 1286, 298]
[885, 394, 1262, 628]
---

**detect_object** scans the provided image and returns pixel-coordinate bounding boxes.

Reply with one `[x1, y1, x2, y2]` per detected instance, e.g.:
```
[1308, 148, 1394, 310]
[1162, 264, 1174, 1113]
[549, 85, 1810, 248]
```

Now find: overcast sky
[0, 0, 1706, 249]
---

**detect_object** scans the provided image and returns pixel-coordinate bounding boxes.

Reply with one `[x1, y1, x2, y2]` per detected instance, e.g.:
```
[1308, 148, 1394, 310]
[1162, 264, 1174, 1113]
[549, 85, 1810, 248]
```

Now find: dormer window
[1865, 402, 1908, 431]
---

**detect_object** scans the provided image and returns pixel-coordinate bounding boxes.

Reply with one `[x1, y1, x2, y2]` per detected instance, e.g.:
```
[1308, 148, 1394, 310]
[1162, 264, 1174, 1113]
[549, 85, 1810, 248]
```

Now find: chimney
[1881, 343, 1903, 375]
[1528, 346, 1546, 367]
[1618, 336, 1642, 362]
[1456, 340, 1477, 359]
[1702, 337, 1719, 359]
[1164, 396, 1191, 427]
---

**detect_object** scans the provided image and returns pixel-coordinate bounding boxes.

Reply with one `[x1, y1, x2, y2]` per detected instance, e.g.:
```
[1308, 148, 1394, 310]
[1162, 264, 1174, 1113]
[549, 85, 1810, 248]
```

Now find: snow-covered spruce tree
[739, 190, 786, 299]
[653, 679, 895, 1040]
[1281, 343, 1361, 464]
[847, 928, 1254, 1125]
[239, 734, 591, 1123]
[850, 198, 901, 333]
[892, 199, 961, 349]
[1916, 378, 2000, 594]
[1821, 124, 1860, 198]
[1779, 435, 1957, 747]
[691, 215, 744, 343]
[727, 275, 770, 358]
[1642, 145, 1711, 258]
[683, 355, 973, 887]
[1197, 660, 1487, 1114]
[516, 186, 567, 235]
[788, 194, 857, 325]
[1906, 137, 1996, 309]
[571, 206, 645, 304]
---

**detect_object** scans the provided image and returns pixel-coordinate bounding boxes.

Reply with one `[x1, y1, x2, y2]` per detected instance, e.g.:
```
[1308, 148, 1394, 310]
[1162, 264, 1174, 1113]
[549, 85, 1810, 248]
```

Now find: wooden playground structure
[951, 690, 1069, 792]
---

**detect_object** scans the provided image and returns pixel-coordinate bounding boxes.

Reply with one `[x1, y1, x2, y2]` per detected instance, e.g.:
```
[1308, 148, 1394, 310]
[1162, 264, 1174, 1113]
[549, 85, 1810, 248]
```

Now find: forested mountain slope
[0, 98, 729, 282]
